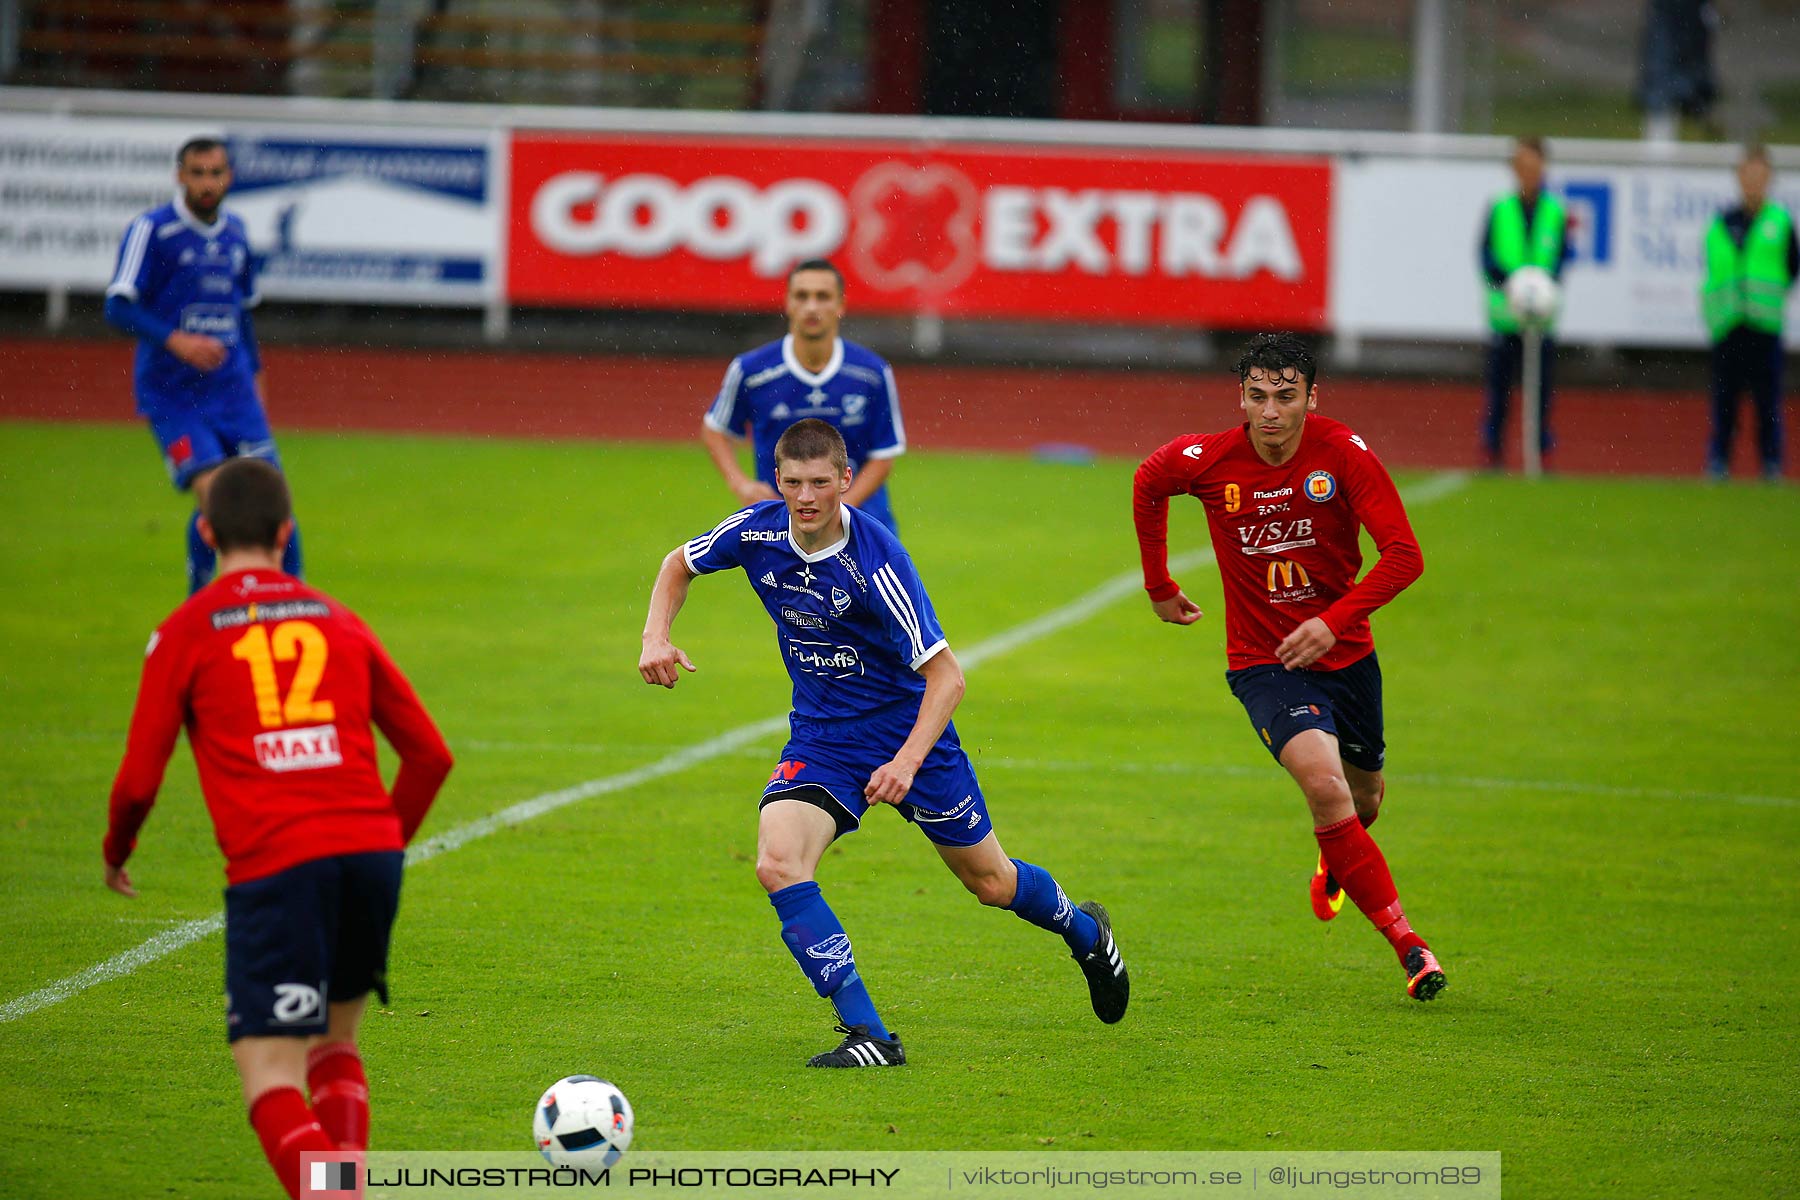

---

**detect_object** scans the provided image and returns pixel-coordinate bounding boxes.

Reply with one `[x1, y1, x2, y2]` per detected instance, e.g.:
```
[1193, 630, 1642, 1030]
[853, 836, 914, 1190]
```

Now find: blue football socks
[769, 881, 889, 1039]
[1006, 859, 1100, 957]
[186, 509, 216, 595]
[282, 517, 303, 579]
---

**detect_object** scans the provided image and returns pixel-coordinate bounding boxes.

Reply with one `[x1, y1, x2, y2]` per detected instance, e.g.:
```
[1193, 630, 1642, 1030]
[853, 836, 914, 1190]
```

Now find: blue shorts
[145, 400, 279, 491]
[761, 706, 993, 847]
[1226, 651, 1386, 773]
[223, 851, 403, 1043]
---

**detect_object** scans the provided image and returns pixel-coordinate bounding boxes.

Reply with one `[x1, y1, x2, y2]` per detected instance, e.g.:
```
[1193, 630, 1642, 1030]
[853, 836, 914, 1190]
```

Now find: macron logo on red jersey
[1182, 444, 1205, 459]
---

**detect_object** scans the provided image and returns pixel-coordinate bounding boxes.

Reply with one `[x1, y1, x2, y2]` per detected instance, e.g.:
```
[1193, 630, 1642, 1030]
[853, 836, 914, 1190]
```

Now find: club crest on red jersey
[1303, 470, 1337, 502]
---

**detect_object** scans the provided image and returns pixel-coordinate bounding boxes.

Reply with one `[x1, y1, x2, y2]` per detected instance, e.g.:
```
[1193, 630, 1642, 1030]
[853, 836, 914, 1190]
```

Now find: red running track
[2, 337, 1789, 477]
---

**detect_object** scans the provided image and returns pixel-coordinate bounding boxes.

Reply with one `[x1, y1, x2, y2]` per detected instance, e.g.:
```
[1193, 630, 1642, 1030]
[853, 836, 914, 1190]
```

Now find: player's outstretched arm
[640, 548, 700, 688]
[700, 424, 777, 504]
[866, 647, 964, 806]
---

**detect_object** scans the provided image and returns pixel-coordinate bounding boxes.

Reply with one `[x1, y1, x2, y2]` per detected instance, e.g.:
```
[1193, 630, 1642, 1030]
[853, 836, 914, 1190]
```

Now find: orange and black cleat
[1404, 946, 1447, 1001]
[1310, 852, 1345, 921]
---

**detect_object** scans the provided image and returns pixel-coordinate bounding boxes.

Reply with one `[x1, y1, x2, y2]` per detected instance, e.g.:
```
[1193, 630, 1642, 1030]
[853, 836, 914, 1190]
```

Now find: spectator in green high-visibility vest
[1478, 137, 1569, 470]
[1702, 144, 1798, 481]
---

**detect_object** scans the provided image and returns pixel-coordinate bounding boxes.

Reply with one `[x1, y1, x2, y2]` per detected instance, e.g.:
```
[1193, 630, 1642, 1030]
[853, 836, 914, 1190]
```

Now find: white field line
[0, 472, 1468, 1026]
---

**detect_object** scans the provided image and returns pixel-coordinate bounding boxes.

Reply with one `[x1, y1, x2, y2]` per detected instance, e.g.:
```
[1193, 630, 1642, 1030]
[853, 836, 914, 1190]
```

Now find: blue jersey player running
[641, 419, 1127, 1067]
[104, 136, 302, 594]
[701, 259, 906, 533]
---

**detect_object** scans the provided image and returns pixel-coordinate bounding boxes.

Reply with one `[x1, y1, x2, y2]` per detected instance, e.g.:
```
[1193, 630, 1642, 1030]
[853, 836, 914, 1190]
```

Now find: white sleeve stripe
[910, 638, 948, 671]
[684, 508, 754, 560]
[882, 365, 906, 448]
[112, 217, 151, 293]
[873, 565, 925, 659]
[706, 360, 743, 426]
[865, 444, 905, 459]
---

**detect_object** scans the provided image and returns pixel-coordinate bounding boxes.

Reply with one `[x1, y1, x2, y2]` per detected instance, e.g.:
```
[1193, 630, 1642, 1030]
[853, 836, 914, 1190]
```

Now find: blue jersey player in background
[104, 136, 302, 594]
[701, 259, 906, 534]
[641, 419, 1127, 1068]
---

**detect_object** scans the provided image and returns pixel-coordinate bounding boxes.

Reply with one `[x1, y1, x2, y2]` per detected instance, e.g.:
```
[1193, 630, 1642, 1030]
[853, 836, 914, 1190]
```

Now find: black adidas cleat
[1404, 945, 1447, 1002]
[807, 1023, 906, 1068]
[1075, 901, 1129, 1024]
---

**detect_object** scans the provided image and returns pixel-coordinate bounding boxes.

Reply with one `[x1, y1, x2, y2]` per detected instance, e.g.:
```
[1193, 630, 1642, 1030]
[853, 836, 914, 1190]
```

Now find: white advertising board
[0, 113, 503, 304]
[0, 114, 196, 288]
[1334, 156, 1800, 348]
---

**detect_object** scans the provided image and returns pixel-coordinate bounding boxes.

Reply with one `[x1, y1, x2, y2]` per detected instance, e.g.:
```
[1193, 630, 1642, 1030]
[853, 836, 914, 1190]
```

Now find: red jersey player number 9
[230, 620, 336, 728]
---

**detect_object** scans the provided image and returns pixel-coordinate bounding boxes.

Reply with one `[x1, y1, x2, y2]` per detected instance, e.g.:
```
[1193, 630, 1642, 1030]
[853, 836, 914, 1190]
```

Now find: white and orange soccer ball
[533, 1075, 634, 1167]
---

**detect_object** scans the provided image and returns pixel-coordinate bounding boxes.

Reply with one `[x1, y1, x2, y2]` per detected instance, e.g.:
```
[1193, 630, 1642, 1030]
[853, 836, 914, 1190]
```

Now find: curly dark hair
[1233, 332, 1317, 391]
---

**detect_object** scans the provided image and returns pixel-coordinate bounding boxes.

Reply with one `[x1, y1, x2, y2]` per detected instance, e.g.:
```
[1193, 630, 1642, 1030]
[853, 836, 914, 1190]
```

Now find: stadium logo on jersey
[1303, 470, 1337, 502]
[781, 606, 829, 630]
[849, 162, 981, 295]
[760, 572, 778, 588]
[740, 529, 786, 542]
[253, 723, 343, 773]
[787, 640, 864, 678]
[805, 933, 856, 981]
[830, 587, 852, 615]
[271, 982, 323, 1025]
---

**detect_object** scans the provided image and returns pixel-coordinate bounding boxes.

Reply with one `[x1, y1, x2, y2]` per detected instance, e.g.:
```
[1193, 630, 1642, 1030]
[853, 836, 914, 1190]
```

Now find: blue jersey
[106, 194, 261, 417]
[682, 501, 946, 721]
[703, 336, 905, 531]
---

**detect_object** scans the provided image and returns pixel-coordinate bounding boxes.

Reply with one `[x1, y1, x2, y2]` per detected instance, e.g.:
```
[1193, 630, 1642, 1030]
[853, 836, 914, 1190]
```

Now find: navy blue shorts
[761, 706, 993, 847]
[223, 851, 403, 1043]
[145, 400, 279, 491]
[1226, 651, 1386, 772]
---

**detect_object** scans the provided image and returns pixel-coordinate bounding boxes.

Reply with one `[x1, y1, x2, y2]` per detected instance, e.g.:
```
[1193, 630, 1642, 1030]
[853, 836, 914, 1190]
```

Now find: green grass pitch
[0, 421, 1796, 1198]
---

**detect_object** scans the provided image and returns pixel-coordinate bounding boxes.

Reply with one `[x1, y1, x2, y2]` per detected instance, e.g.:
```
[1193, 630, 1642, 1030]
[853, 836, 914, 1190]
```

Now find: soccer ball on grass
[533, 1075, 633, 1167]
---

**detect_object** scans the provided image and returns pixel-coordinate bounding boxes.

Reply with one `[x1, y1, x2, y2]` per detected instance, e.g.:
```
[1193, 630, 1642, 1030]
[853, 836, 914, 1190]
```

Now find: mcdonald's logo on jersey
[1266, 560, 1312, 592]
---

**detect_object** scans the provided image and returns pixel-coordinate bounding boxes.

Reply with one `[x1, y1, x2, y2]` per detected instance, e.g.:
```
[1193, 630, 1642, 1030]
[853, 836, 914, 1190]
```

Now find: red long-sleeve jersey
[1133, 414, 1423, 672]
[106, 569, 453, 885]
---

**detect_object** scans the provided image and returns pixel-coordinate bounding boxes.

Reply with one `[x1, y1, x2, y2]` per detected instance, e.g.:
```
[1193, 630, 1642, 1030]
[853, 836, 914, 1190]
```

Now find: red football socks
[307, 1041, 371, 1151]
[1314, 814, 1426, 961]
[248, 1086, 335, 1200]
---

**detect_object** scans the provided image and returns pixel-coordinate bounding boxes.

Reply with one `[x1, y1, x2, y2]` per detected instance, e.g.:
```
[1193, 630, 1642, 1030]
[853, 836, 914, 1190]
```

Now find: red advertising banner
[508, 133, 1331, 328]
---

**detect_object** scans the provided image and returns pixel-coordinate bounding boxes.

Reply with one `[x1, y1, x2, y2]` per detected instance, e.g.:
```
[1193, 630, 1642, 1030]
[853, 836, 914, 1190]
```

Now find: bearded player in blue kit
[641, 419, 1125, 1067]
[105, 136, 303, 593]
[701, 259, 906, 533]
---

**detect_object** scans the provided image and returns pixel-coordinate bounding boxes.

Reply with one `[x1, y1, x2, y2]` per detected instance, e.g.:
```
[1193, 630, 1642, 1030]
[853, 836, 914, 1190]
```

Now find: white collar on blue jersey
[173, 190, 225, 237]
[788, 504, 852, 563]
[781, 334, 844, 386]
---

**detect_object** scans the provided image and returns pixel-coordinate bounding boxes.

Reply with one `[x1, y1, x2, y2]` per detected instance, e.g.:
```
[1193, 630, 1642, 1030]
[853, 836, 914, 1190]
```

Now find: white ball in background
[1505, 266, 1559, 323]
